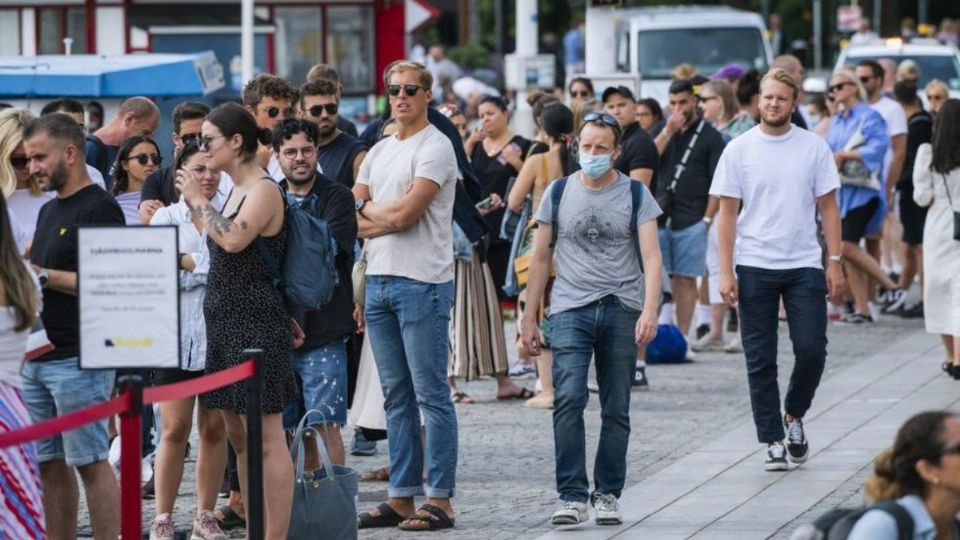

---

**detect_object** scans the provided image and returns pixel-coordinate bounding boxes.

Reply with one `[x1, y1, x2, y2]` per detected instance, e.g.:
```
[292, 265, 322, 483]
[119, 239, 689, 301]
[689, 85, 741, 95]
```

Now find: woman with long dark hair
[506, 103, 576, 409]
[175, 102, 298, 539]
[914, 98, 960, 377]
[111, 135, 160, 224]
[147, 143, 228, 540]
[844, 411, 960, 538]
[0, 191, 44, 539]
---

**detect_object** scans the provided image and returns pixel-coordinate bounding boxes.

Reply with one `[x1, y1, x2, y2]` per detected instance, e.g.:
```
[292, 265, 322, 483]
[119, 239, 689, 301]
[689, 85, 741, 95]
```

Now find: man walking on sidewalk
[712, 69, 845, 471]
[521, 113, 662, 526]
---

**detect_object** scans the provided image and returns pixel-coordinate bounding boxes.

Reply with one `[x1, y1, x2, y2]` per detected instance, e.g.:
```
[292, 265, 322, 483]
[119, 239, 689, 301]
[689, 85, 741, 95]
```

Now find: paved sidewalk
[74, 316, 938, 539]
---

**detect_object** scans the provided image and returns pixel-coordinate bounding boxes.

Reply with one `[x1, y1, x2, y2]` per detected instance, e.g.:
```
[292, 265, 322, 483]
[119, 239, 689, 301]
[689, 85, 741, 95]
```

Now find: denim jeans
[550, 295, 639, 503]
[364, 275, 456, 498]
[737, 266, 828, 443]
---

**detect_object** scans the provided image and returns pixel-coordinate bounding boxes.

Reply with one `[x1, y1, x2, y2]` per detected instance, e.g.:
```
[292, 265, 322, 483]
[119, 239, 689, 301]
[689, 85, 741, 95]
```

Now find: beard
[318, 122, 336, 139]
[761, 109, 792, 128]
[38, 159, 69, 192]
[284, 166, 316, 186]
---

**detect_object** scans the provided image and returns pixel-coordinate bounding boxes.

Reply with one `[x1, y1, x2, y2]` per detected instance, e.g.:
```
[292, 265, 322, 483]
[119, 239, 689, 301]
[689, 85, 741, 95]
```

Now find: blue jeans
[282, 337, 350, 429]
[550, 295, 639, 503]
[21, 358, 115, 467]
[737, 266, 828, 443]
[364, 275, 456, 499]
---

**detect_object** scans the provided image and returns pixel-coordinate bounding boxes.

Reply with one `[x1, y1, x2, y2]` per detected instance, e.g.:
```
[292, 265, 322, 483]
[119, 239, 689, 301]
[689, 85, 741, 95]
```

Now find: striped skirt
[0, 383, 45, 540]
[448, 250, 509, 380]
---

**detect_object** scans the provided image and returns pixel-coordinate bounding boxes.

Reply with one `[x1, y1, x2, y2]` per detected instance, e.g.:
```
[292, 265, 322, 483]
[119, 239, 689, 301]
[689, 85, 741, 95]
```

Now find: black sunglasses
[387, 84, 425, 97]
[570, 91, 592, 98]
[259, 106, 294, 119]
[583, 112, 621, 128]
[828, 82, 853, 93]
[10, 156, 28, 170]
[179, 133, 201, 146]
[859, 76, 874, 84]
[127, 153, 161, 166]
[308, 103, 338, 117]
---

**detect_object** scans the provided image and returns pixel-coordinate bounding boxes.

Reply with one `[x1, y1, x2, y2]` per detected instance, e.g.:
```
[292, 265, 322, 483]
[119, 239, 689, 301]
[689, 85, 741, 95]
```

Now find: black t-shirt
[898, 110, 934, 190]
[655, 120, 726, 230]
[614, 122, 659, 180]
[791, 109, 808, 130]
[140, 166, 177, 207]
[30, 184, 125, 361]
[317, 131, 368, 188]
[84, 136, 119, 191]
[338, 116, 359, 138]
[470, 135, 540, 239]
[280, 174, 358, 348]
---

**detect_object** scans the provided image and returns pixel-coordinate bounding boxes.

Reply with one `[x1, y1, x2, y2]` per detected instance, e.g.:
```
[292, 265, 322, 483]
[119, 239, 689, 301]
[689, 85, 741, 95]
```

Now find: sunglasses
[10, 156, 28, 170]
[928, 94, 945, 101]
[307, 103, 338, 117]
[943, 443, 960, 456]
[859, 76, 875, 85]
[127, 153, 161, 166]
[198, 135, 222, 152]
[582, 112, 623, 137]
[570, 91, 592, 98]
[180, 133, 201, 146]
[828, 82, 853, 93]
[387, 84, 426, 97]
[258, 106, 294, 119]
[700, 95, 719, 102]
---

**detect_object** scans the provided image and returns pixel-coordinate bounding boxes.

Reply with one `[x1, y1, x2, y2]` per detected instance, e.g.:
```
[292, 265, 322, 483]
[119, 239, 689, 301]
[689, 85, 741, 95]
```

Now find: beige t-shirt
[357, 123, 457, 284]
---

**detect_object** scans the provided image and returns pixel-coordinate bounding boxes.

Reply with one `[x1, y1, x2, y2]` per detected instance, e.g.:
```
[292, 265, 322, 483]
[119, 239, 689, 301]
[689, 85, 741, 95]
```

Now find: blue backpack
[645, 324, 688, 364]
[256, 193, 339, 311]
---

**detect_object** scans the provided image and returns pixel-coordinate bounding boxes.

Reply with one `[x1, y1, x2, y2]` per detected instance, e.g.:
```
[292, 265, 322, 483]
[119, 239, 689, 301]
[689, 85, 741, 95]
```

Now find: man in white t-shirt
[354, 60, 459, 531]
[711, 69, 844, 472]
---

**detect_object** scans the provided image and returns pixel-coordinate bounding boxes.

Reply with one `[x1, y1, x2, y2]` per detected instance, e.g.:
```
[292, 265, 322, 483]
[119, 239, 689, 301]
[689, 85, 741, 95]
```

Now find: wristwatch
[702, 216, 713, 226]
[828, 254, 844, 265]
[37, 268, 50, 289]
[355, 199, 367, 215]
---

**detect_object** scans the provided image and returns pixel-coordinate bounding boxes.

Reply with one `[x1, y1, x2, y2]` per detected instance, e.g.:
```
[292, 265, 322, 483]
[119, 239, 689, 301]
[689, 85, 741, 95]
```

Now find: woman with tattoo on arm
[175, 102, 300, 540]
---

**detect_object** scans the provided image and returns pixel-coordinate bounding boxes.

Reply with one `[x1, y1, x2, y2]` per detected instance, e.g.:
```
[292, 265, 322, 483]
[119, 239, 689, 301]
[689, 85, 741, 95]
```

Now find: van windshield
[636, 27, 768, 80]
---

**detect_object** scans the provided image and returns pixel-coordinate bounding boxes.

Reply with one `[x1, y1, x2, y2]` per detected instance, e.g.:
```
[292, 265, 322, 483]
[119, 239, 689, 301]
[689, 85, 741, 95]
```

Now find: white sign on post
[78, 226, 180, 370]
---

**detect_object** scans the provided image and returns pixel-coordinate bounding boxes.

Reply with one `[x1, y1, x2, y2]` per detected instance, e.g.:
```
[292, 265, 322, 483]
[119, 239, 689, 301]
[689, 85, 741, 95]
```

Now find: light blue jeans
[364, 275, 457, 498]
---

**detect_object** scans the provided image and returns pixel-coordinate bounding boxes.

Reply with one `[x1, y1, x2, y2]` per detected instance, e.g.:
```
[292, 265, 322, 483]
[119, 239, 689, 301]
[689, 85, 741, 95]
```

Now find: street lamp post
[241, 0, 255, 86]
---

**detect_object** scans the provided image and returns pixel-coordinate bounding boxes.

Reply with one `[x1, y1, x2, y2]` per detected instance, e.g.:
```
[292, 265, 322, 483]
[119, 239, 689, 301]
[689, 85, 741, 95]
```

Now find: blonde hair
[926, 78, 949, 98]
[573, 97, 601, 134]
[383, 60, 434, 92]
[896, 59, 921, 82]
[701, 80, 738, 122]
[671, 63, 698, 81]
[831, 69, 867, 102]
[760, 68, 800, 101]
[0, 108, 38, 198]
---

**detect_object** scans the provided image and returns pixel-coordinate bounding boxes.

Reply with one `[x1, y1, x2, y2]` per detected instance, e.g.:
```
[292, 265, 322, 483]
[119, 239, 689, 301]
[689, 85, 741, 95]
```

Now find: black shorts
[898, 187, 928, 246]
[842, 198, 880, 243]
[151, 367, 205, 387]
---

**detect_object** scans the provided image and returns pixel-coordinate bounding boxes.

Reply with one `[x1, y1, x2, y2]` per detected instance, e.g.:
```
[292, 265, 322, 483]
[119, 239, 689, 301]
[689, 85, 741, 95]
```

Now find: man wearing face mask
[653, 80, 726, 358]
[521, 113, 663, 527]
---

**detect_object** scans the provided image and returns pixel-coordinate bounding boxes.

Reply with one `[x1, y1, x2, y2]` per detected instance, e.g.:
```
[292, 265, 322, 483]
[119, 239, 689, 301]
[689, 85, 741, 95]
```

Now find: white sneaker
[191, 510, 228, 540]
[691, 334, 725, 352]
[551, 500, 589, 525]
[108, 435, 121, 473]
[685, 345, 698, 362]
[149, 514, 175, 540]
[593, 493, 622, 525]
[723, 337, 743, 354]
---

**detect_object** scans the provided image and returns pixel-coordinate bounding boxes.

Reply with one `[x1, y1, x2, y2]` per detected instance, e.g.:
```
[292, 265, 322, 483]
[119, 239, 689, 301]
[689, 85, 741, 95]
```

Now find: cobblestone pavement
[76, 315, 928, 539]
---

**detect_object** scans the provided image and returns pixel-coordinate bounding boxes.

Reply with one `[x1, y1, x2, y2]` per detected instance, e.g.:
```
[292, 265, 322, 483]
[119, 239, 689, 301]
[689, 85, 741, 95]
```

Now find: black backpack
[793, 501, 913, 540]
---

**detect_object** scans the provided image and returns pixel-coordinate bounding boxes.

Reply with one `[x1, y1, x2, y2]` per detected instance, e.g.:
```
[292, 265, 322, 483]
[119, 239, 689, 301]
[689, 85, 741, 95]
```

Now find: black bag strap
[549, 177, 568, 249]
[666, 119, 706, 192]
[871, 500, 914, 540]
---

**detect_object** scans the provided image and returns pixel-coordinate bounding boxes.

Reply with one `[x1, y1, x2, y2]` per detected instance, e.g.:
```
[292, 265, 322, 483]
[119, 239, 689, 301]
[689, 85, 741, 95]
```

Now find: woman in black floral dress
[176, 102, 299, 539]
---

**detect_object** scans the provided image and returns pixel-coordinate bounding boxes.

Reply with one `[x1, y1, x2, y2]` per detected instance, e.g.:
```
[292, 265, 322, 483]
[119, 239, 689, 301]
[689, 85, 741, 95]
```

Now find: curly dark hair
[242, 74, 299, 108]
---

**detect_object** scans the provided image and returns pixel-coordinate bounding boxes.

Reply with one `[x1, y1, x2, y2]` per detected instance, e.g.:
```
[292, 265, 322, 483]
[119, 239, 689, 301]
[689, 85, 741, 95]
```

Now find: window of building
[38, 7, 88, 55]
[0, 10, 19, 56]
[325, 6, 374, 93]
[274, 7, 323, 85]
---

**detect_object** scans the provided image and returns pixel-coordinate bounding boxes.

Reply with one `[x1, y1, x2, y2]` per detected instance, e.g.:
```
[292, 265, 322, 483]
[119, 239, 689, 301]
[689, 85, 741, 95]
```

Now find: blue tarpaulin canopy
[0, 52, 224, 98]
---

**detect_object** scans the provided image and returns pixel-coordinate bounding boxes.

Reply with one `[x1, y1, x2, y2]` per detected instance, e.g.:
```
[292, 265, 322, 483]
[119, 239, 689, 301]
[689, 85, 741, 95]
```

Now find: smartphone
[475, 196, 493, 210]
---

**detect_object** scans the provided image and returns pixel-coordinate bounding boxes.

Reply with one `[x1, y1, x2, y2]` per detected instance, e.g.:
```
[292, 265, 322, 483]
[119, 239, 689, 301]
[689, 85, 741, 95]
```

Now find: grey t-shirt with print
[535, 171, 662, 315]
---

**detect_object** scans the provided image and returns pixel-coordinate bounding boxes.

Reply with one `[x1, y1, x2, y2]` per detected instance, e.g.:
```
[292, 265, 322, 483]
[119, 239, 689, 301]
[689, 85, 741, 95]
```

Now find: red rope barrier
[0, 359, 255, 449]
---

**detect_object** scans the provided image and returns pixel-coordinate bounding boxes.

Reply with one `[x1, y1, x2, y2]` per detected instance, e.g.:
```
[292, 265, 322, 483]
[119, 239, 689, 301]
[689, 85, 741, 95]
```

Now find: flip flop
[398, 503, 455, 531]
[215, 505, 246, 531]
[358, 502, 407, 529]
[451, 391, 475, 404]
[496, 387, 534, 401]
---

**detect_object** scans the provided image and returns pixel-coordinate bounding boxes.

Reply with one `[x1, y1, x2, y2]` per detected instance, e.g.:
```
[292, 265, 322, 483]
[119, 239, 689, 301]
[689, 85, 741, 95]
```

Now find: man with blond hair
[713, 68, 844, 472]
[354, 61, 459, 531]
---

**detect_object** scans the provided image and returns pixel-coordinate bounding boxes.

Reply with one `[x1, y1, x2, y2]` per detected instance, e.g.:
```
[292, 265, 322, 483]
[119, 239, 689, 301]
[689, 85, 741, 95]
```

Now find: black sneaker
[898, 302, 924, 319]
[880, 288, 907, 313]
[695, 323, 710, 340]
[633, 365, 649, 389]
[784, 416, 809, 464]
[765, 442, 788, 471]
[839, 312, 874, 324]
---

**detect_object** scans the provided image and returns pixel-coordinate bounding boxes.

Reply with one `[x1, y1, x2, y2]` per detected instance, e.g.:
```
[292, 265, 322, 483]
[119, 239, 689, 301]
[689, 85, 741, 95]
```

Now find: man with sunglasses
[304, 63, 360, 137]
[40, 99, 107, 190]
[301, 79, 368, 188]
[241, 74, 302, 181]
[137, 101, 212, 224]
[85, 96, 160, 191]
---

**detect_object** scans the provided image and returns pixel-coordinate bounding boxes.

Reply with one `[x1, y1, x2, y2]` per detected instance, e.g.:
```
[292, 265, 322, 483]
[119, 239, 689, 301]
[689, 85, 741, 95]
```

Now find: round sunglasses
[258, 105, 295, 119]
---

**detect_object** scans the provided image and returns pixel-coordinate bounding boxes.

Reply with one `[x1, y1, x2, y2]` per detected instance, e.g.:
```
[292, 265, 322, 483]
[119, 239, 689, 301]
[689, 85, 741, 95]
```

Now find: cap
[601, 85, 636, 103]
[711, 63, 746, 81]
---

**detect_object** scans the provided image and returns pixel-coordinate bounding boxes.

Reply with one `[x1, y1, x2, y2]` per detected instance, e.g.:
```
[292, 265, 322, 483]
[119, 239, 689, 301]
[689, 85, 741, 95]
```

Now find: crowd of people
[0, 37, 959, 539]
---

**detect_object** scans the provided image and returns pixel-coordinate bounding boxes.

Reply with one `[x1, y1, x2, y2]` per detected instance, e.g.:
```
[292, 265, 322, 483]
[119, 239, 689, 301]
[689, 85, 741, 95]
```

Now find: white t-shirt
[869, 96, 908, 184]
[357, 123, 457, 283]
[7, 207, 28, 255]
[709, 125, 840, 270]
[7, 189, 54, 242]
[86, 164, 106, 189]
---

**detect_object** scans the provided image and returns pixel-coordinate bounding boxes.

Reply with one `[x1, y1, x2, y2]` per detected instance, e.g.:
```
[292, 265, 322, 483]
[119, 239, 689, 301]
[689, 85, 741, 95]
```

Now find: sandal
[397, 503, 455, 531]
[451, 392, 475, 404]
[214, 505, 246, 531]
[360, 466, 390, 482]
[358, 502, 407, 529]
[497, 387, 534, 401]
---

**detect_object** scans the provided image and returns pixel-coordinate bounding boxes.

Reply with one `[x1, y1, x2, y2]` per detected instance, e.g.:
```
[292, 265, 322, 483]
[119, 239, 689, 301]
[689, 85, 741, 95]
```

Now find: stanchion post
[244, 349, 265, 540]
[117, 374, 143, 540]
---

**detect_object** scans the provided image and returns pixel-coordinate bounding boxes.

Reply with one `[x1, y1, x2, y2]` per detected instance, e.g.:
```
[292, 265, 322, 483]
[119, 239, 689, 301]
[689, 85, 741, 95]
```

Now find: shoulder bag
[940, 171, 960, 241]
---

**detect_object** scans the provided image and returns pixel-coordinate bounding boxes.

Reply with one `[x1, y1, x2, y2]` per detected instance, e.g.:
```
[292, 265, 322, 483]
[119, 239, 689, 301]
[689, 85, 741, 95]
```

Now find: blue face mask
[579, 153, 613, 179]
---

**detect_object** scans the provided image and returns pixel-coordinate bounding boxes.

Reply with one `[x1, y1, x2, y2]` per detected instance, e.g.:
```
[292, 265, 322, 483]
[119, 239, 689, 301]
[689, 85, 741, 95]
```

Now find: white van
[585, 5, 773, 104]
